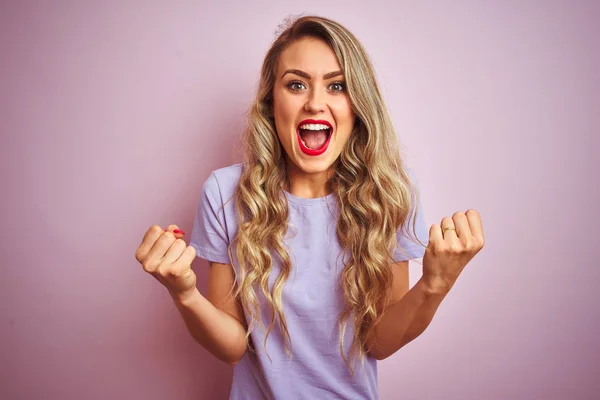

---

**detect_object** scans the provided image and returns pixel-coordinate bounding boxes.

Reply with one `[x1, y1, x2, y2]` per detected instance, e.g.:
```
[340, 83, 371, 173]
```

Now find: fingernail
[173, 229, 185, 235]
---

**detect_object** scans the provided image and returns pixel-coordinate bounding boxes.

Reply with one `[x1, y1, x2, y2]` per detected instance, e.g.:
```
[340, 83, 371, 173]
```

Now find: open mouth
[296, 120, 333, 156]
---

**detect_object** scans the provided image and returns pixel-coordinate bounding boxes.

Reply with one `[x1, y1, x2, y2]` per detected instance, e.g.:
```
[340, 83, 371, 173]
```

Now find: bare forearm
[170, 288, 247, 364]
[368, 278, 449, 360]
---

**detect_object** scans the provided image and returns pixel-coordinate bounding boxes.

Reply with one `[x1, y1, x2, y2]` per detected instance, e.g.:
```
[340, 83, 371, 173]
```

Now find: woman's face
[272, 37, 356, 177]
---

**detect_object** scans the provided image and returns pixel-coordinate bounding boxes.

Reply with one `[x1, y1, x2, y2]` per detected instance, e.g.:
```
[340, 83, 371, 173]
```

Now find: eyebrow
[281, 69, 343, 80]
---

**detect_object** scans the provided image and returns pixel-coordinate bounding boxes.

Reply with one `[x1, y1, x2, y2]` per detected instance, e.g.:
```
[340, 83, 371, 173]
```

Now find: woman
[135, 15, 484, 399]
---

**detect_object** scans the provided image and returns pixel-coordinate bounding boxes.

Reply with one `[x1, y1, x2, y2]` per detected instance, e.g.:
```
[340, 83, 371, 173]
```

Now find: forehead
[277, 37, 342, 77]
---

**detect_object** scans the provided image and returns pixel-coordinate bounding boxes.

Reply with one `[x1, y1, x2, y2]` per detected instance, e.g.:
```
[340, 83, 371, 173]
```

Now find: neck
[284, 158, 334, 199]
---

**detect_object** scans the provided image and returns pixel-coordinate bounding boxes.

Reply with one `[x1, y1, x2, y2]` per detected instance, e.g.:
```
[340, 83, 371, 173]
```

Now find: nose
[304, 88, 325, 113]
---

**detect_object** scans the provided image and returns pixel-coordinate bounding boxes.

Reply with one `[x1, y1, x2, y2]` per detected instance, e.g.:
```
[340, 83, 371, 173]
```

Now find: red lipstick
[296, 119, 333, 156]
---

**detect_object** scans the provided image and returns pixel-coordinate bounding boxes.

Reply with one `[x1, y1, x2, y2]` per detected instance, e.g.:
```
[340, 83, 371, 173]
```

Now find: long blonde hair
[229, 15, 425, 370]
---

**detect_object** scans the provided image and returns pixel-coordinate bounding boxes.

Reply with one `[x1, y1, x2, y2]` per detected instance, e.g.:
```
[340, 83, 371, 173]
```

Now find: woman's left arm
[367, 210, 485, 360]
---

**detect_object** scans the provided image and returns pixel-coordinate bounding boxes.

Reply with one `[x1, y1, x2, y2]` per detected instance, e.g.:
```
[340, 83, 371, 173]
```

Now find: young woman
[135, 15, 484, 399]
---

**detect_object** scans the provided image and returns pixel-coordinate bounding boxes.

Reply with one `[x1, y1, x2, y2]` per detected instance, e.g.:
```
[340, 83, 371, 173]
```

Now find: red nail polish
[174, 229, 185, 235]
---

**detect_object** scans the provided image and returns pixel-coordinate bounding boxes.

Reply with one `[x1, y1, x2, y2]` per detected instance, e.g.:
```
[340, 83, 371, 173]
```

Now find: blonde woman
[135, 15, 484, 399]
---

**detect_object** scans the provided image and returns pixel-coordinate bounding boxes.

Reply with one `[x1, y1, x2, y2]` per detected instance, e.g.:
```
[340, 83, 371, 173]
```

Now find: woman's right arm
[170, 261, 248, 365]
[135, 224, 248, 365]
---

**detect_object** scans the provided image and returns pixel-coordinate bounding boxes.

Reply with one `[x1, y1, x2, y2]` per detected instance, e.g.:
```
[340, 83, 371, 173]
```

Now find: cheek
[332, 103, 356, 147]
[272, 96, 290, 138]
[273, 91, 298, 121]
[333, 101, 355, 130]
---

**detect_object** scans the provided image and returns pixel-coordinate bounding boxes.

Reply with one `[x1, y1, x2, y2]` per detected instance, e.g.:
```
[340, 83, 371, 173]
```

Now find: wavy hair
[229, 15, 425, 371]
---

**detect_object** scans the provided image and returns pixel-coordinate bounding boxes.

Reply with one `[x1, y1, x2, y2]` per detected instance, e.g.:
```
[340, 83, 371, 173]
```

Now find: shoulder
[212, 162, 244, 184]
[202, 163, 244, 203]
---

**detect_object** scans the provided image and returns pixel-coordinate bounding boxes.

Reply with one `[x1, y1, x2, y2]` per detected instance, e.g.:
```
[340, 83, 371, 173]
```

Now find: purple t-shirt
[190, 163, 428, 399]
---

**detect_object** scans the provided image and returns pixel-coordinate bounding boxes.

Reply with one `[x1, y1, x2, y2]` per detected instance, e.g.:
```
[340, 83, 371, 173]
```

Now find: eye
[287, 80, 306, 91]
[328, 81, 346, 92]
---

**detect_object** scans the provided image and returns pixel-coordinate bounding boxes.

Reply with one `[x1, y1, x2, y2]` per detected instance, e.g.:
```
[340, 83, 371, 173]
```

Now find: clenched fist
[135, 224, 198, 298]
[422, 210, 485, 294]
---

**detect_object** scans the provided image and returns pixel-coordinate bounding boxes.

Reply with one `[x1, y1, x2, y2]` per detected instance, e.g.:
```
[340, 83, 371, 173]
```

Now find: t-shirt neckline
[283, 189, 335, 206]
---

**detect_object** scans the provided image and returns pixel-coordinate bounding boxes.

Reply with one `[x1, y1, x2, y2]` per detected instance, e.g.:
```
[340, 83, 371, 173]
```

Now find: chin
[292, 155, 336, 175]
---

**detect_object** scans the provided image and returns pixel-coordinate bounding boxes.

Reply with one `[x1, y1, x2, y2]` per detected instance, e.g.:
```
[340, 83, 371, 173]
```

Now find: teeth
[299, 123, 330, 130]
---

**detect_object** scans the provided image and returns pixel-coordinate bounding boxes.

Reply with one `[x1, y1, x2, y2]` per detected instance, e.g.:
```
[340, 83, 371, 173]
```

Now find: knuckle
[156, 265, 169, 277]
[432, 241, 445, 253]
[141, 262, 152, 272]
[168, 265, 182, 277]
[452, 211, 465, 219]
[463, 240, 474, 252]
[449, 244, 462, 254]
[171, 261, 185, 272]
[158, 264, 181, 277]
[162, 231, 175, 241]
[135, 249, 144, 263]
[150, 225, 163, 233]
[476, 237, 485, 249]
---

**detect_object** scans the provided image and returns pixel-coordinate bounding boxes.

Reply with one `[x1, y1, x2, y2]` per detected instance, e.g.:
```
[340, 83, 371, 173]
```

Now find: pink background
[1, 1, 598, 399]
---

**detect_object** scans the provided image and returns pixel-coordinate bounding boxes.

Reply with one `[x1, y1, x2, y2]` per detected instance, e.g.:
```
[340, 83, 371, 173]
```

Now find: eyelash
[287, 80, 346, 92]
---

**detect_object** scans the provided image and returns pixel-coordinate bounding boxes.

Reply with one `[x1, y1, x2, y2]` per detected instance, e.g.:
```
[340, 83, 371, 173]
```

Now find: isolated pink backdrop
[1, 1, 598, 399]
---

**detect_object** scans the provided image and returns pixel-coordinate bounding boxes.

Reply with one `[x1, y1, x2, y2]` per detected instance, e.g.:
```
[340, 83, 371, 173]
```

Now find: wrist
[419, 275, 453, 297]
[170, 287, 201, 307]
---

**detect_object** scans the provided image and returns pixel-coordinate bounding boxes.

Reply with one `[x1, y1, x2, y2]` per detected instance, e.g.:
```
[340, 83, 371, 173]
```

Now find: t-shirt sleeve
[189, 172, 232, 264]
[393, 170, 430, 262]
